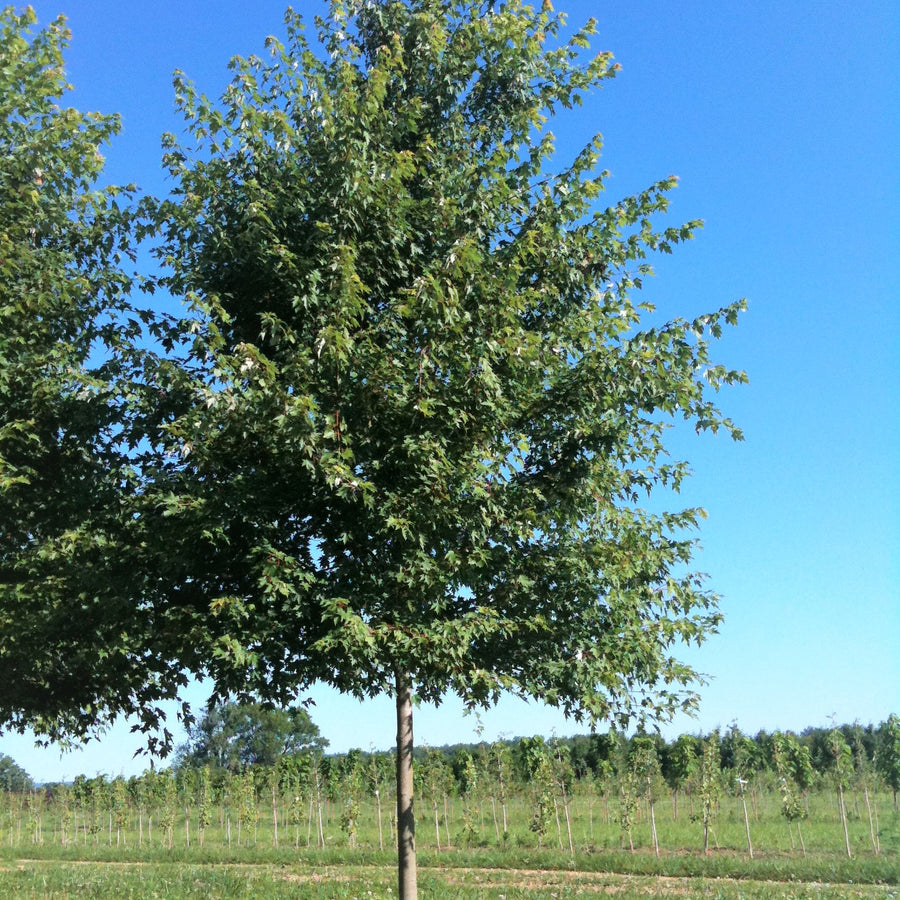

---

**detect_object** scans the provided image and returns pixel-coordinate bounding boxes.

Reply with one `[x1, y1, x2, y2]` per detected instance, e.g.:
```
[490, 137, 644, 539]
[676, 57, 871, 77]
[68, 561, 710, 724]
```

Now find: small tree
[588, 733, 619, 827]
[878, 714, 900, 812]
[274, 753, 310, 849]
[154, 770, 177, 849]
[772, 732, 807, 855]
[630, 734, 662, 857]
[365, 751, 391, 851]
[695, 734, 721, 855]
[236, 767, 258, 847]
[307, 753, 327, 850]
[109, 777, 128, 848]
[417, 749, 453, 850]
[337, 749, 364, 848]
[196, 766, 212, 847]
[726, 724, 755, 859]
[664, 734, 699, 822]
[532, 759, 557, 850]
[126, 775, 148, 847]
[828, 728, 854, 859]
[551, 739, 576, 855]
[488, 740, 512, 841]
[24, 788, 43, 845]
[55, 782, 72, 846]
[452, 749, 480, 847]
[614, 769, 638, 853]
[850, 725, 879, 856]
[85, 777, 106, 845]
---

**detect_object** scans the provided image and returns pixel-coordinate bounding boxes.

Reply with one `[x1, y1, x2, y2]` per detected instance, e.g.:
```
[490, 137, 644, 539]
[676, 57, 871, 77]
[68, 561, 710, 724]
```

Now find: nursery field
[0, 787, 895, 899]
[1, 722, 897, 896]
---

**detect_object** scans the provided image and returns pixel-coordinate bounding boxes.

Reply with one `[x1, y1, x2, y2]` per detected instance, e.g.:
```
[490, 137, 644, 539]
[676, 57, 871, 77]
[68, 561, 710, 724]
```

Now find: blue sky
[2, 0, 897, 782]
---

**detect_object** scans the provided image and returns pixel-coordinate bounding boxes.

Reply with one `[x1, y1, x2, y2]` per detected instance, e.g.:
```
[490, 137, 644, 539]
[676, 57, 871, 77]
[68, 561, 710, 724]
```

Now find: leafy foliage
[0, 753, 32, 791]
[0, 6, 190, 747]
[175, 701, 326, 772]
[142, 0, 745, 730]
[772, 732, 808, 826]
[877, 713, 900, 808]
[0, 20, 748, 891]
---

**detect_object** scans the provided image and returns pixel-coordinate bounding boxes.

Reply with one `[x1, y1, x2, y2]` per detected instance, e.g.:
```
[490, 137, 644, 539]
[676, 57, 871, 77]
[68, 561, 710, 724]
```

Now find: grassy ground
[0, 859, 896, 899]
[3, 843, 897, 884]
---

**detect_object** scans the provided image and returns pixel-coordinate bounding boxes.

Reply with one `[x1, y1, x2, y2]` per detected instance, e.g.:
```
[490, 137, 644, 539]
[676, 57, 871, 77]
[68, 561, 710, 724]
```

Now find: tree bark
[837, 782, 852, 858]
[863, 783, 879, 855]
[395, 672, 417, 900]
[648, 779, 659, 858]
[739, 785, 753, 859]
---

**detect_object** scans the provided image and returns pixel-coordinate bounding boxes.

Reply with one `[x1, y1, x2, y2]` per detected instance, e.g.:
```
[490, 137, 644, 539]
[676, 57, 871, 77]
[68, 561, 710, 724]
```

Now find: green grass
[0, 843, 895, 900]
[0, 860, 895, 899]
[1, 842, 896, 885]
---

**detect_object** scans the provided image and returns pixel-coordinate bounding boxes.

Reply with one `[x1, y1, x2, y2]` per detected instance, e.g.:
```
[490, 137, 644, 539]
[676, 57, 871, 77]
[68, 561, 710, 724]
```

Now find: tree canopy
[175, 700, 326, 771]
[144, 6, 745, 892]
[144, 0, 744, 725]
[0, 754, 32, 792]
[0, 6, 189, 748]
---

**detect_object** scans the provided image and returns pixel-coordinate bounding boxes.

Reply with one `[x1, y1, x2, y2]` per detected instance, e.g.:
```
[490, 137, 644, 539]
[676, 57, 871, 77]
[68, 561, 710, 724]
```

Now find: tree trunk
[837, 783, 852, 859]
[553, 795, 563, 850]
[376, 789, 384, 851]
[562, 794, 574, 856]
[433, 801, 441, 850]
[872, 792, 881, 854]
[272, 786, 278, 849]
[863, 783, 878, 856]
[395, 672, 417, 900]
[739, 788, 753, 859]
[648, 783, 659, 858]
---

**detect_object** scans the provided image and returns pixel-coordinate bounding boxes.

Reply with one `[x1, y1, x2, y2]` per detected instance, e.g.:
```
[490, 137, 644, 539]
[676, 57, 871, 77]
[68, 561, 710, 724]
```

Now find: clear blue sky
[2, 1, 897, 783]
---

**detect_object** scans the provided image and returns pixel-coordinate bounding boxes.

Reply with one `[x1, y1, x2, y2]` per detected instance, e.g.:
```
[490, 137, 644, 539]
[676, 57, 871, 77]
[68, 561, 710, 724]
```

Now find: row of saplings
[4, 721, 899, 859]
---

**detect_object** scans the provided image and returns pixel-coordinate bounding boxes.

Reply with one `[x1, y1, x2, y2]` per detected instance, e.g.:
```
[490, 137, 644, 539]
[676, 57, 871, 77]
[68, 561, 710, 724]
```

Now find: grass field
[0, 856, 896, 899]
[0, 834, 896, 899]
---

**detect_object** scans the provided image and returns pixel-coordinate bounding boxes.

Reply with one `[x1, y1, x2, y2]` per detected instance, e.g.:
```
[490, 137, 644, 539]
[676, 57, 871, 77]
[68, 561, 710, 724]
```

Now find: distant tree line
[3, 708, 898, 804]
[418, 716, 900, 807]
[0, 754, 33, 792]
[0, 709, 897, 859]
[174, 701, 327, 771]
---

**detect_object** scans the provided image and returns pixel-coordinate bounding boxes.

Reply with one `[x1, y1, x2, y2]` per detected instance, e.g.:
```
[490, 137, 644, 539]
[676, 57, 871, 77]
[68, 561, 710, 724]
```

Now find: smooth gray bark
[395, 672, 417, 900]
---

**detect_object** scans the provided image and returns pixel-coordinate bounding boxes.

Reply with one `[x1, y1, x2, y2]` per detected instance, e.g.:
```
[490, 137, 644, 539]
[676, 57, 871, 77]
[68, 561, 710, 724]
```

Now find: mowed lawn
[0, 855, 896, 899]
